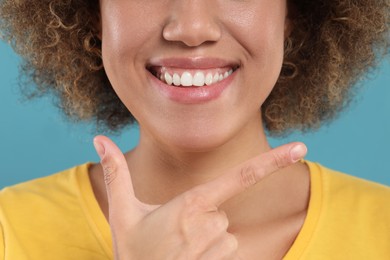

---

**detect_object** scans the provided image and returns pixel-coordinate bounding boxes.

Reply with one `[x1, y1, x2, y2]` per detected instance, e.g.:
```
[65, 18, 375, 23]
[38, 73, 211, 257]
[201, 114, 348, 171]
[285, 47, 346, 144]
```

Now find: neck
[125, 119, 270, 205]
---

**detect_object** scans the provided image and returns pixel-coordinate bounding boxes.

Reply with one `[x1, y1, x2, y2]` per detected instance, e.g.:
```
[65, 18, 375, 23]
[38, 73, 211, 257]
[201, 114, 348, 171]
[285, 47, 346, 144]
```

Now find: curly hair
[0, 0, 389, 136]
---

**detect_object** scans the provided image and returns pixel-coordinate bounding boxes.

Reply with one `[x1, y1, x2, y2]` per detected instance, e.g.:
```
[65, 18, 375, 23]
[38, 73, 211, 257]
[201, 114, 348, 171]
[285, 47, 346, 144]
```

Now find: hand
[93, 135, 307, 260]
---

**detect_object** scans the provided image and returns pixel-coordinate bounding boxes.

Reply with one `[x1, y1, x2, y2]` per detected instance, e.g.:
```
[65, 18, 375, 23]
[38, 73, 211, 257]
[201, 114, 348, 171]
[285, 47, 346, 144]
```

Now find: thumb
[93, 135, 143, 225]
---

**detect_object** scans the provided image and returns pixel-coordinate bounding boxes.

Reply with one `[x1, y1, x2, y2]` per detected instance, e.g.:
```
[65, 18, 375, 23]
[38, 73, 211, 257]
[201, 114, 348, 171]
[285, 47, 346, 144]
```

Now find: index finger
[190, 142, 307, 207]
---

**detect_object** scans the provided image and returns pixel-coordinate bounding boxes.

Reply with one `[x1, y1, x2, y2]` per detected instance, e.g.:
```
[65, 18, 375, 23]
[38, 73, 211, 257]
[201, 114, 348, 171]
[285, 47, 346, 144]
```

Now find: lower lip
[148, 70, 237, 104]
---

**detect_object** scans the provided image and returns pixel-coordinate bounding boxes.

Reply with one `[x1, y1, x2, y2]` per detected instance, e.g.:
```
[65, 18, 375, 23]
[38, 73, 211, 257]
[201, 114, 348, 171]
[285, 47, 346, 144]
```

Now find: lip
[147, 69, 237, 104]
[146, 57, 239, 104]
[147, 57, 239, 70]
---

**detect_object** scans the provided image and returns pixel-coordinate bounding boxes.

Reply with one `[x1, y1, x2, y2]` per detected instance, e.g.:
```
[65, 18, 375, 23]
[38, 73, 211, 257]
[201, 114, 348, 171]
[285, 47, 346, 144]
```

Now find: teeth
[193, 72, 205, 86]
[160, 69, 234, 87]
[205, 73, 213, 86]
[213, 73, 219, 83]
[223, 71, 229, 79]
[164, 72, 173, 85]
[172, 73, 181, 86]
[181, 72, 192, 87]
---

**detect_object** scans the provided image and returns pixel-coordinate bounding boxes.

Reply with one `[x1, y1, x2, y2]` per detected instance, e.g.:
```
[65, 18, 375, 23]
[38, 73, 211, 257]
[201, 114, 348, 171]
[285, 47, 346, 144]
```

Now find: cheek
[223, 1, 287, 61]
[225, 5, 287, 105]
[100, 1, 159, 66]
[101, 13, 137, 63]
[100, 2, 152, 104]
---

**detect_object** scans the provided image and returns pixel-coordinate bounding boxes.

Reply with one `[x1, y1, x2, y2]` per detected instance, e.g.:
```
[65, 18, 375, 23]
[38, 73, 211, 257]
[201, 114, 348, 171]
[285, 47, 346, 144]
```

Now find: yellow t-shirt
[0, 162, 389, 259]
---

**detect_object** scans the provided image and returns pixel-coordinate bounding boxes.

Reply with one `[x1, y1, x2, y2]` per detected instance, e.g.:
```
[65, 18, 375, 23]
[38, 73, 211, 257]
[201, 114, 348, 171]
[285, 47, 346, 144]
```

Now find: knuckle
[182, 191, 209, 211]
[178, 217, 192, 242]
[178, 193, 208, 237]
[101, 156, 118, 185]
[239, 164, 260, 189]
[271, 149, 289, 169]
[218, 211, 229, 230]
[209, 213, 229, 232]
[224, 233, 238, 251]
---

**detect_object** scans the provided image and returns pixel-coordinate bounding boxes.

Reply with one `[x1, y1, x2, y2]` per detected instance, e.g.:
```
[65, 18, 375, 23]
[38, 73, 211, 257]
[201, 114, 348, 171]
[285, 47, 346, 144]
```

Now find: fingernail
[93, 139, 105, 159]
[290, 144, 307, 162]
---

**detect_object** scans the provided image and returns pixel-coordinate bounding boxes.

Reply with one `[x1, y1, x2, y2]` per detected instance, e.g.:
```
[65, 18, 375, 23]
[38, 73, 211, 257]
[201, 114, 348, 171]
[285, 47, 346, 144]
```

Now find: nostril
[162, 14, 221, 47]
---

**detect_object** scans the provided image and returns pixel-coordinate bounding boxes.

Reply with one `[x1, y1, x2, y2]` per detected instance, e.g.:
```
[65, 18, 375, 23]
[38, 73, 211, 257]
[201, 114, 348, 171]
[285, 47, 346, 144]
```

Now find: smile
[145, 57, 239, 103]
[148, 66, 238, 87]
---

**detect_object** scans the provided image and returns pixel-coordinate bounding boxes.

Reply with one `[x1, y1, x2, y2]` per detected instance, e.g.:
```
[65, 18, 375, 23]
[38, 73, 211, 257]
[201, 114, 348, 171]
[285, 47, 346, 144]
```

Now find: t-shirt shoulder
[0, 163, 112, 259]
[308, 161, 390, 203]
[0, 163, 93, 238]
[0, 163, 91, 203]
[293, 161, 390, 259]
[0, 163, 94, 239]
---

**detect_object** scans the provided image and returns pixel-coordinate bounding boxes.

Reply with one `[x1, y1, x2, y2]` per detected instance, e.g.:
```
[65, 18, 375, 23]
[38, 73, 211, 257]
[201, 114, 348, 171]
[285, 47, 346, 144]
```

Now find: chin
[159, 126, 236, 153]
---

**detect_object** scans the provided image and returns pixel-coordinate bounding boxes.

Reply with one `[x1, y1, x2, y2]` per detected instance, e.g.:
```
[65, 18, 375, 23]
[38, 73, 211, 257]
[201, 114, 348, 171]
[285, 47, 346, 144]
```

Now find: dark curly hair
[0, 0, 389, 136]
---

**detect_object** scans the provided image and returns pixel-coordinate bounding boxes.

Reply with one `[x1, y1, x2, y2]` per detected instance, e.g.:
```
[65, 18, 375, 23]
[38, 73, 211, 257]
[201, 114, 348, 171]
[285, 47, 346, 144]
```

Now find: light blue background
[0, 41, 389, 188]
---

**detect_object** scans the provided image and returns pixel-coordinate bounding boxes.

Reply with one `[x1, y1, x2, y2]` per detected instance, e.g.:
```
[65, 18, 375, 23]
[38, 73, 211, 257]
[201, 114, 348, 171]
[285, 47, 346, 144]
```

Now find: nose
[162, 1, 222, 47]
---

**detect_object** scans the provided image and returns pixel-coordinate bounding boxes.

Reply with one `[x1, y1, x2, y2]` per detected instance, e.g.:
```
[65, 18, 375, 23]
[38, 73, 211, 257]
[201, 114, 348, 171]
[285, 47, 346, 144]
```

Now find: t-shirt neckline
[283, 161, 323, 259]
[76, 162, 114, 259]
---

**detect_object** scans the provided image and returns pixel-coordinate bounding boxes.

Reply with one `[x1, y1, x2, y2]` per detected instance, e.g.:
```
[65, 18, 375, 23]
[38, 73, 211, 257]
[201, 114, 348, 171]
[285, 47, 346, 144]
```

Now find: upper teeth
[160, 69, 233, 87]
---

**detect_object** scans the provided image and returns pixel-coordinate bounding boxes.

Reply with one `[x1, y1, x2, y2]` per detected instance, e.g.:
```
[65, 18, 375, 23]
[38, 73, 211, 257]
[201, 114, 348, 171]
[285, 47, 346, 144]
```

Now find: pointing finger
[190, 142, 307, 207]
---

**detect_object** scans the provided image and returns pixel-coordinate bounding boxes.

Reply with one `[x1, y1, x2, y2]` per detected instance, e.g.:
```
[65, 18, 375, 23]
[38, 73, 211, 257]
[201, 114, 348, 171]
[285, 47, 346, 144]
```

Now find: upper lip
[146, 57, 240, 70]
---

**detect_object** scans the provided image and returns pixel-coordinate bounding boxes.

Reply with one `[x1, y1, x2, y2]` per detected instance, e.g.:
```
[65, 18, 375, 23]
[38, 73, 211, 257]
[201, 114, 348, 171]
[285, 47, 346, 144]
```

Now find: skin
[89, 0, 311, 258]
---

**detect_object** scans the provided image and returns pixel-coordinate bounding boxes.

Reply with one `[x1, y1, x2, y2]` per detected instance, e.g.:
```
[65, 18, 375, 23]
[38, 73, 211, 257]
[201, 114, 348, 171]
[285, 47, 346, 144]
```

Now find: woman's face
[100, 0, 290, 151]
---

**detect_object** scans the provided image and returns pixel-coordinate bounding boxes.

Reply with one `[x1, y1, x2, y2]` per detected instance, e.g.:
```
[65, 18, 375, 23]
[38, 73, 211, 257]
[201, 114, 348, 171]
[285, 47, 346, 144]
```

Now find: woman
[0, 0, 389, 259]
